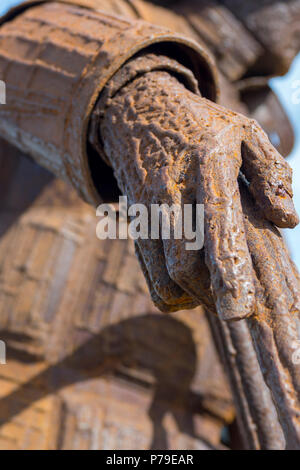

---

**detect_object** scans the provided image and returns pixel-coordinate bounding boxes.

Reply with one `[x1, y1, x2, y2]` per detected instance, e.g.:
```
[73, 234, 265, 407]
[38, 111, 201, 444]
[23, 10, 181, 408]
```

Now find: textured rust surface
[89, 53, 201, 166]
[208, 313, 285, 450]
[0, 1, 218, 206]
[96, 60, 300, 448]
[126, 0, 298, 157]
[0, 0, 300, 451]
[212, 184, 300, 448]
[98, 66, 298, 320]
[0, 138, 233, 450]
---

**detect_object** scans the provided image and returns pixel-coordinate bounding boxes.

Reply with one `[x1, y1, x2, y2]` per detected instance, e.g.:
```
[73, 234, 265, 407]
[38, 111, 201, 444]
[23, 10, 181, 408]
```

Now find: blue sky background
[1, 0, 300, 268]
[270, 57, 300, 268]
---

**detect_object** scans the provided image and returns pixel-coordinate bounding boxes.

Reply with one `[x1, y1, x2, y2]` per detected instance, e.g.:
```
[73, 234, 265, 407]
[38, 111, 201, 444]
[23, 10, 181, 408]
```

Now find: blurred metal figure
[0, 0, 299, 450]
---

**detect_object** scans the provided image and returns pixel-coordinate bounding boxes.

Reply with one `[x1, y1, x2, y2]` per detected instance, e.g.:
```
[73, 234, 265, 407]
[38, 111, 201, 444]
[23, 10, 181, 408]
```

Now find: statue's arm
[1, 0, 300, 449]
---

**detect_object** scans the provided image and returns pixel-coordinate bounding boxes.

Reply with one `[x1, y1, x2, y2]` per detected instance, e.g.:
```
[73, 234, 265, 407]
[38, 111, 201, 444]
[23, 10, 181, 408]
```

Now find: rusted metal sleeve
[89, 52, 202, 166]
[0, 0, 218, 206]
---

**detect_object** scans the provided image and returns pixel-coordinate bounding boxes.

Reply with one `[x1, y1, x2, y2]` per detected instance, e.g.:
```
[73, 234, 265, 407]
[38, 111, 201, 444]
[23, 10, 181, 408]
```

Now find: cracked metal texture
[0, 0, 300, 450]
[0, 0, 218, 206]
[0, 138, 233, 450]
[98, 65, 300, 448]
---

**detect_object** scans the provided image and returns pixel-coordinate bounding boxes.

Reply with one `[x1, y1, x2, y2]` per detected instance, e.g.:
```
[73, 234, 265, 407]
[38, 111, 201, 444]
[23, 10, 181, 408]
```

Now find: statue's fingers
[162, 235, 215, 313]
[273, 233, 300, 316]
[245, 217, 300, 386]
[135, 239, 198, 312]
[240, 180, 300, 320]
[242, 120, 299, 229]
[197, 145, 255, 321]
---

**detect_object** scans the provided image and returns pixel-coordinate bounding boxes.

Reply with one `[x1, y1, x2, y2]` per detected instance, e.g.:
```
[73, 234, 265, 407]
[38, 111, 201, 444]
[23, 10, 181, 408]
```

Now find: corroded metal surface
[208, 313, 285, 450]
[0, 0, 299, 451]
[97, 63, 300, 448]
[124, 0, 298, 154]
[212, 183, 300, 448]
[0, 138, 233, 450]
[99, 66, 298, 318]
[0, 1, 218, 206]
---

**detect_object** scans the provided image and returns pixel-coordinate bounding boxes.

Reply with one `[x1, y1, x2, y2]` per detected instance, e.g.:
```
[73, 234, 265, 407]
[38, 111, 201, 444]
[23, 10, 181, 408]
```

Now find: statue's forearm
[0, 1, 217, 206]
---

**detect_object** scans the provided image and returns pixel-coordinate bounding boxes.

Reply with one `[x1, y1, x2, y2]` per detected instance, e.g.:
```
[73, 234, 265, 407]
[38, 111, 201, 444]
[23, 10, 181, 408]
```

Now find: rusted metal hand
[99, 63, 298, 323]
[97, 61, 300, 448]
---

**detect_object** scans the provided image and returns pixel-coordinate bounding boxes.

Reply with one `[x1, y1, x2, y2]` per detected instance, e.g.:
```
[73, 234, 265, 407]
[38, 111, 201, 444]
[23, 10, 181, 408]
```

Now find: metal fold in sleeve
[0, 0, 219, 205]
